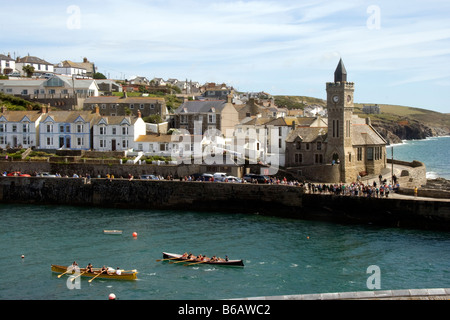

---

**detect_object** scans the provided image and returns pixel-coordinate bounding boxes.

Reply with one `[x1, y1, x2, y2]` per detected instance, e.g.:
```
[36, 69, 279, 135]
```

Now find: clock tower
[326, 59, 356, 182]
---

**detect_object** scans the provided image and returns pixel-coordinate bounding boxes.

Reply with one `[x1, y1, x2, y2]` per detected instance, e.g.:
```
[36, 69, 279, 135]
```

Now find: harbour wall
[0, 177, 449, 231]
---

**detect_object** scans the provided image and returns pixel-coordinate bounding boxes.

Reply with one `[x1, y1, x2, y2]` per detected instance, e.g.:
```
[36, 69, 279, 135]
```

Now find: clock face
[332, 95, 339, 103]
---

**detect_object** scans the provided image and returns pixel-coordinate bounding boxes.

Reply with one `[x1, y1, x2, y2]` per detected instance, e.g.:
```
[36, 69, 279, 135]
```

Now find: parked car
[7, 171, 31, 177]
[243, 173, 269, 184]
[140, 174, 158, 180]
[7, 72, 21, 77]
[36, 172, 56, 177]
[213, 172, 227, 182]
[225, 176, 242, 183]
[200, 173, 214, 181]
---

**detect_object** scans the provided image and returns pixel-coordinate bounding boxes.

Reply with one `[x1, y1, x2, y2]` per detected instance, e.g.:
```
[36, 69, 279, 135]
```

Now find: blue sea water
[387, 136, 450, 180]
[0, 204, 449, 300]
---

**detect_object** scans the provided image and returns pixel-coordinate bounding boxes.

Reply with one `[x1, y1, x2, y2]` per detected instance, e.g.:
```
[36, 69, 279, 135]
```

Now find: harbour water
[0, 204, 449, 300]
[0, 136, 449, 300]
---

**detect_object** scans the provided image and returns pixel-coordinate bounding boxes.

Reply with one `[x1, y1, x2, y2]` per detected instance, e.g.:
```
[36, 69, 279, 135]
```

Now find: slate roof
[84, 96, 165, 104]
[0, 110, 43, 122]
[175, 100, 226, 114]
[17, 55, 53, 65]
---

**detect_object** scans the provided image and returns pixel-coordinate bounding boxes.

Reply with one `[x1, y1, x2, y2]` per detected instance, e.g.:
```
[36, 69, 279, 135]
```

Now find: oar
[88, 272, 104, 283]
[57, 267, 74, 278]
[70, 271, 87, 281]
[156, 257, 179, 262]
[185, 260, 208, 266]
[169, 259, 195, 264]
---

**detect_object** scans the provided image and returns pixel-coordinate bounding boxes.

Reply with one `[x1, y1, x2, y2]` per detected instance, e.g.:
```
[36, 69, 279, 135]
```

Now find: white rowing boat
[103, 230, 123, 235]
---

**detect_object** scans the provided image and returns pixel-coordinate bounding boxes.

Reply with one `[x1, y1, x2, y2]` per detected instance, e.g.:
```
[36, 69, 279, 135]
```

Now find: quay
[233, 288, 450, 300]
[0, 174, 449, 231]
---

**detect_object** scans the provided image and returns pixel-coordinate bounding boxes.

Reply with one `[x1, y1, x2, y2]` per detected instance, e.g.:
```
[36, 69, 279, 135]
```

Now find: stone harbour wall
[0, 177, 449, 231]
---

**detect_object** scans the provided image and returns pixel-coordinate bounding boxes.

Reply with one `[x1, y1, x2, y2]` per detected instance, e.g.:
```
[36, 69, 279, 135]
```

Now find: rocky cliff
[371, 120, 438, 145]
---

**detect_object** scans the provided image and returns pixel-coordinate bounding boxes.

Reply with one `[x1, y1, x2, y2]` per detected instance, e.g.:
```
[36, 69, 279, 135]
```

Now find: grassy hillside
[274, 95, 450, 134]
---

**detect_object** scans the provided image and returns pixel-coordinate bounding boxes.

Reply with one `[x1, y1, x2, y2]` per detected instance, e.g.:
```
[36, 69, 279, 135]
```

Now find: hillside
[274, 95, 450, 144]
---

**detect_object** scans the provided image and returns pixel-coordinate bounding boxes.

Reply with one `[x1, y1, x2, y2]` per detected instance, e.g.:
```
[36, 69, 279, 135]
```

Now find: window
[122, 126, 129, 135]
[101, 104, 106, 109]
[23, 124, 29, 133]
[346, 120, 351, 137]
[60, 125, 65, 133]
[130, 104, 134, 109]
[77, 137, 84, 146]
[99, 126, 106, 135]
[99, 140, 106, 148]
[0, 124, 4, 132]
[357, 147, 362, 161]
[77, 124, 83, 133]
[367, 147, 374, 161]
[180, 115, 187, 124]
[295, 153, 303, 164]
[140, 104, 144, 109]
[46, 124, 53, 133]
[112, 128, 116, 135]
[122, 139, 129, 148]
[150, 104, 155, 109]
[296, 142, 301, 150]
[278, 139, 282, 149]
[306, 143, 310, 150]
[47, 137, 53, 146]
[12, 125, 17, 132]
[208, 114, 216, 123]
[317, 142, 321, 150]
[315, 154, 323, 164]
[279, 127, 282, 136]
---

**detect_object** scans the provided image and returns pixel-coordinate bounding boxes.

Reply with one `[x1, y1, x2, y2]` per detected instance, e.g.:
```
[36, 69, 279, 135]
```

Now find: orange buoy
[132, 232, 138, 237]
[109, 293, 116, 300]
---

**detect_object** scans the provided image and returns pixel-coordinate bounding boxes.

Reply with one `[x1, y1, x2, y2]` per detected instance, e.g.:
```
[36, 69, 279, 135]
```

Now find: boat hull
[162, 252, 244, 267]
[103, 230, 123, 235]
[51, 264, 137, 280]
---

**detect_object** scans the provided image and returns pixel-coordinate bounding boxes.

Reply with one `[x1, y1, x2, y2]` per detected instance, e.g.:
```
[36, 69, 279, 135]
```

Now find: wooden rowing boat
[51, 264, 138, 280]
[162, 252, 244, 267]
[103, 230, 123, 235]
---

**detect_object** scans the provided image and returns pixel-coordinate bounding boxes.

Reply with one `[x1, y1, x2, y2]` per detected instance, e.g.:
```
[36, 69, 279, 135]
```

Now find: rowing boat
[103, 230, 123, 235]
[51, 264, 138, 280]
[162, 252, 244, 267]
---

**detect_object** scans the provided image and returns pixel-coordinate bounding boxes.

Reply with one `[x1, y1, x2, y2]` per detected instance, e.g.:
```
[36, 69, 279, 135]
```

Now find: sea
[387, 135, 450, 180]
[0, 136, 449, 301]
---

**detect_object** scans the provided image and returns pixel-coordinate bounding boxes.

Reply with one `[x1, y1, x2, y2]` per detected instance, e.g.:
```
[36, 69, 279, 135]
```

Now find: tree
[22, 65, 35, 77]
[93, 72, 107, 79]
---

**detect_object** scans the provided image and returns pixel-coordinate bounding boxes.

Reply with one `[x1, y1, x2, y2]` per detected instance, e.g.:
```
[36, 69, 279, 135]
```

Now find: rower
[116, 267, 122, 275]
[101, 266, 109, 275]
[86, 263, 94, 273]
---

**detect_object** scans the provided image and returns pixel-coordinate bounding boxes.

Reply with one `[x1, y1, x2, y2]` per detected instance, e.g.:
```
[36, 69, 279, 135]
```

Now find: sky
[1, 0, 450, 113]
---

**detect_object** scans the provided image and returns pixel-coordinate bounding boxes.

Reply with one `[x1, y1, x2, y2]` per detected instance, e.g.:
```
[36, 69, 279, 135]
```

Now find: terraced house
[39, 109, 101, 150]
[0, 107, 43, 149]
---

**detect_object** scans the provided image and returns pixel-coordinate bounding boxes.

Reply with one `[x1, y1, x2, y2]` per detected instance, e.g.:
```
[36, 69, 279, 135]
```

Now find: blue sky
[1, 0, 450, 113]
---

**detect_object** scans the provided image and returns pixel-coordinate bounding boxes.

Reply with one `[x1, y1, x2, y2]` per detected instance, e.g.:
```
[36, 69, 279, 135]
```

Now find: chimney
[1, 106, 6, 113]
[47, 103, 51, 114]
[122, 89, 127, 99]
[95, 104, 100, 115]
[83, 57, 88, 63]
[137, 110, 141, 118]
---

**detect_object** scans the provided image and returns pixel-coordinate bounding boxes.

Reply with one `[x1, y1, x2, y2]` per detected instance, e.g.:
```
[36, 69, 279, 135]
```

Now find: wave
[426, 172, 440, 179]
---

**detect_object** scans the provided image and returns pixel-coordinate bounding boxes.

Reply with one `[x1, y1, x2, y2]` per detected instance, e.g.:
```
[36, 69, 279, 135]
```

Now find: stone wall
[1, 177, 449, 231]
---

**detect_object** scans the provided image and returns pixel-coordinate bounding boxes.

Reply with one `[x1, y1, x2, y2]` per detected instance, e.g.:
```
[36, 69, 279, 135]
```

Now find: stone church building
[285, 59, 387, 183]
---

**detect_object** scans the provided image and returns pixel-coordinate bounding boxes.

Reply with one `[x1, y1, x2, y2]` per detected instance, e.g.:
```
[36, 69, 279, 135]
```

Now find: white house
[0, 54, 15, 76]
[15, 55, 54, 76]
[92, 112, 146, 152]
[55, 60, 88, 78]
[0, 107, 44, 148]
[39, 110, 101, 150]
